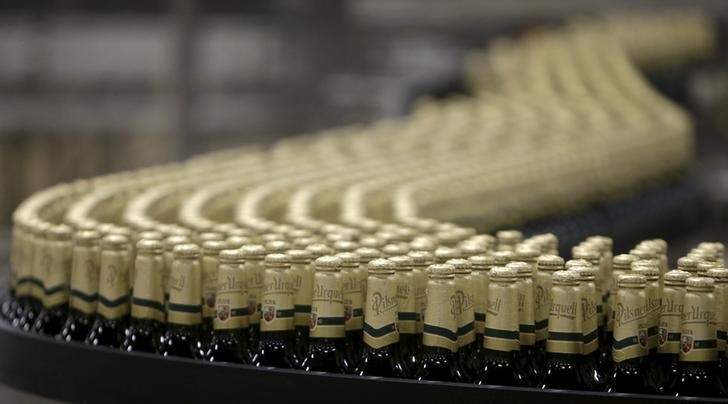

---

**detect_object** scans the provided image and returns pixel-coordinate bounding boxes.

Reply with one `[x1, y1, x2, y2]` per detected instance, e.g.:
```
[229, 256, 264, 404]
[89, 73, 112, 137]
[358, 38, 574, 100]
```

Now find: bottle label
[363, 276, 400, 349]
[15, 233, 34, 297]
[657, 287, 684, 354]
[213, 266, 248, 330]
[163, 250, 174, 299]
[714, 284, 727, 353]
[484, 283, 519, 352]
[423, 279, 458, 352]
[547, 285, 583, 354]
[97, 250, 130, 320]
[612, 289, 648, 362]
[246, 261, 264, 325]
[29, 239, 48, 300]
[608, 270, 626, 333]
[167, 259, 202, 326]
[260, 268, 294, 332]
[580, 283, 599, 355]
[454, 277, 476, 346]
[645, 282, 661, 351]
[473, 271, 489, 336]
[201, 255, 219, 320]
[131, 255, 165, 322]
[413, 269, 428, 335]
[69, 245, 100, 314]
[292, 264, 314, 328]
[342, 267, 364, 331]
[534, 272, 552, 342]
[679, 292, 718, 362]
[309, 273, 345, 338]
[42, 240, 73, 308]
[518, 279, 536, 347]
[396, 272, 419, 335]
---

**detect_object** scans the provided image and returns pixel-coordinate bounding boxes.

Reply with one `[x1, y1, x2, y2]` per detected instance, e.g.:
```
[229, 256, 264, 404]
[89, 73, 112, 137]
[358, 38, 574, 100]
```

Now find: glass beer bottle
[288, 249, 315, 365]
[60, 229, 101, 341]
[655, 270, 690, 391]
[469, 254, 495, 366]
[337, 252, 365, 370]
[391, 255, 421, 376]
[33, 224, 73, 336]
[241, 244, 266, 352]
[570, 265, 604, 390]
[534, 255, 565, 359]
[200, 240, 227, 345]
[506, 260, 539, 386]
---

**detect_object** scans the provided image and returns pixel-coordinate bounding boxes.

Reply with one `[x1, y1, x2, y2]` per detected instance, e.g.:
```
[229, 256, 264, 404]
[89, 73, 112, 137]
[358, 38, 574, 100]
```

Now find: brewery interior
[1, 0, 728, 401]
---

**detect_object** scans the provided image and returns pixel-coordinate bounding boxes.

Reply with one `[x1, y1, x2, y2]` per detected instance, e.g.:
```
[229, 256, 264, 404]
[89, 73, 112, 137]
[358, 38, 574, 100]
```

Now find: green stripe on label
[535, 319, 548, 329]
[44, 284, 68, 296]
[398, 312, 418, 321]
[276, 309, 294, 318]
[475, 312, 486, 322]
[613, 336, 640, 350]
[317, 316, 345, 326]
[294, 304, 311, 313]
[694, 339, 717, 349]
[231, 308, 249, 317]
[424, 324, 458, 342]
[458, 321, 474, 335]
[71, 289, 98, 302]
[98, 295, 129, 308]
[364, 323, 397, 338]
[483, 327, 519, 340]
[519, 324, 535, 333]
[132, 297, 165, 312]
[583, 329, 598, 343]
[549, 331, 583, 342]
[168, 302, 201, 314]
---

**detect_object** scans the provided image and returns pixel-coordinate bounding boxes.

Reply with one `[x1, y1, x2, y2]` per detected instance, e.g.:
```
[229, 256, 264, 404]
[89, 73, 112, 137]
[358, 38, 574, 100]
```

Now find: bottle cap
[335, 252, 360, 268]
[489, 266, 518, 281]
[287, 249, 313, 264]
[496, 230, 523, 245]
[409, 238, 437, 252]
[240, 244, 266, 259]
[314, 255, 342, 272]
[173, 243, 200, 259]
[136, 230, 163, 241]
[367, 258, 396, 275]
[333, 240, 359, 253]
[306, 243, 334, 259]
[469, 255, 496, 271]
[706, 268, 728, 283]
[389, 255, 414, 271]
[136, 239, 163, 254]
[663, 270, 691, 285]
[427, 263, 455, 279]
[219, 249, 246, 264]
[515, 245, 539, 262]
[618, 273, 647, 288]
[572, 247, 600, 263]
[492, 250, 515, 266]
[434, 246, 460, 262]
[459, 242, 487, 257]
[408, 250, 435, 267]
[612, 254, 637, 271]
[552, 270, 580, 285]
[383, 243, 410, 257]
[570, 265, 596, 281]
[686, 276, 714, 291]
[164, 235, 191, 251]
[101, 234, 129, 250]
[677, 256, 699, 273]
[359, 236, 386, 249]
[537, 254, 564, 271]
[506, 261, 533, 277]
[446, 258, 472, 274]
[565, 259, 592, 270]
[74, 229, 100, 245]
[265, 253, 291, 268]
[202, 240, 227, 255]
[265, 240, 292, 254]
[631, 265, 659, 280]
[199, 232, 225, 242]
[355, 247, 381, 263]
[47, 224, 73, 240]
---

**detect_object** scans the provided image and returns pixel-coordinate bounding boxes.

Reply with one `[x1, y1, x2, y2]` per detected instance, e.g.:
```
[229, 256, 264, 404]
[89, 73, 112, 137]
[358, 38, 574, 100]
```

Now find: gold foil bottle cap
[199, 232, 225, 242]
[164, 235, 191, 251]
[367, 258, 396, 275]
[74, 229, 100, 245]
[469, 255, 496, 271]
[314, 255, 342, 272]
[632, 265, 659, 280]
[506, 261, 532, 277]
[390, 255, 414, 271]
[211, 223, 236, 235]
[632, 259, 660, 270]
[612, 254, 637, 271]
[515, 245, 539, 262]
[489, 266, 518, 282]
[496, 230, 523, 246]
[492, 250, 516, 266]
[360, 236, 386, 249]
[618, 274, 647, 288]
[287, 249, 313, 264]
[572, 248, 600, 263]
[225, 236, 252, 249]
[264, 253, 291, 268]
[136, 239, 163, 254]
[335, 252, 360, 268]
[219, 249, 246, 264]
[677, 256, 700, 273]
[326, 232, 353, 244]
[468, 234, 496, 248]
[649, 239, 667, 254]
[265, 240, 292, 254]
[408, 250, 435, 267]
[333, 240, 359, 253]
[459, 242, 487, 257]
[434, 246, 460, 262]
[664, 270, 691, 285]
[101, 234, 129, 250]
[706, 268, 728, 283]
[446, 258, 472, 274]
[240, 244, 266, 259]
[47, 224, 73, 240]
[537, 254, 564, 271]
[570, 265, 596, 281]
[355, 247, 381, 264]
[228, 227, 255, 238]
[565, 259, 592, 271]
[306, 243, 334, 259]
[271, 224, 295, 236]
[427, 263, 455, 279]
[552, 270, 580, 285]
[136, 230, 164, 241]
[292, 237, 319, 249]
[697, 261, 717, 274]
[409, 238, 437, 253]
[163, 225, 193, 237]
[261, 233, 285, 243]
[383, 243, 410, 258]
[202, 240, 227, 256]
[173, 243, 201, 259]
[436, 231, 461, 247]
[630, 247, 657, 261]
[686, 276, 714, 291]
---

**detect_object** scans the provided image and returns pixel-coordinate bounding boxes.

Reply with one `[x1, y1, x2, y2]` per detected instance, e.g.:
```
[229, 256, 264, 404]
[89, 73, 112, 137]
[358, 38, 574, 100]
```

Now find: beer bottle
[605, 274, 654, 394]
[505, 261, 539, 386]
[225, 235, 252, 250]
[631, 264, 661, 365]
[241, 244, 266, 351]
[3, 222, 24, 321]
[390, 255, 421, 376]
[201, 240, 226, 344]
[572, 248, 605, 345]
[33, 224, 73, 336]
[706, 269, 728, 376]
[669, 276, 726, 397]
[383, 243, 410, 259]
[409, 238, 437, 254]
[467, 234, 496, 253]
[469, 255, 495, 363]
[539, 270, 587, 390]
[355, 247, 381, 308]
[655, 270, 690, 391]
[160, 243, 204, 359]
[434, 246, 459, 264]
[677, 256, 700, 275]
[122, 239, 165, 353]
[495, 230, 522, 252]
[459, 242, 487, 259]
[409, 250, 434, 352]
[534, 255, 565, 358]
[17, 222, 50, 331]
[605, 254, 636, 368]
[266, 240, 292, 254]
[86, 234, 131, 348]
[162, 235, 191, 311]
[288, 249, 315, 365]
[697, 261, 717, 277]
[206, 249, 250, 363]
[479, 266, 526, 387]
[198, 231, 225, 244]
[253, 253, 296, 368]
[570, 265, 605, 390]
[356, 258, 406, 377]
[491, 250, 516, 268]
[300, 255, 350, 372]
[336, 252, 364, 370]
[360, 236, 386, 251]
[415, 264, 468, 382]
[333, 240, 359, 254]
[60, 230, 101, 341]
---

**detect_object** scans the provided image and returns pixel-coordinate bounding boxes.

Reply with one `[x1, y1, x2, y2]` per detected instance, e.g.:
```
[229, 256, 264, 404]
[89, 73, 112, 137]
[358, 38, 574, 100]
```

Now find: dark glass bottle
[86, 234, 131, 348]
[509, 258, 540, 386]
[415, 264, 468, 382]
[408, 251, 433, 355]
[571, 265, 604, 390]
[17, 222, 51, 331]
[3, 222, 27, 321]
[122, 239, 165, 353]
[200, 240, 227, 347]
[632, 263, 661, 387]
[605, 274, 655, 394]
[654, 270, 690, 392]
[241, 244, 266, 353]
[60, 230, 101, 342]
[534, 255, 565, 364]
[705, 269, 728, 382]
[300, 256, 350, 372]
[252, 253, 296, 368]
[668, 276, 727, 398]
[162, 234, 192, 314]
[289, 249, 315, 365]
[32, 224, 74, 336]
[160, 243, 204, 359]
[447, 258, 477, 382]
[337, 252, 365, 371]
[539, 270, 588, 390]
[468, 255, 496, 371]
[604, 253, 636, 372]
[356, 259, 405, 377]
[479, 266, 526, 387]
[391, 255, 421, 377]
[206, 249, 250, 363]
